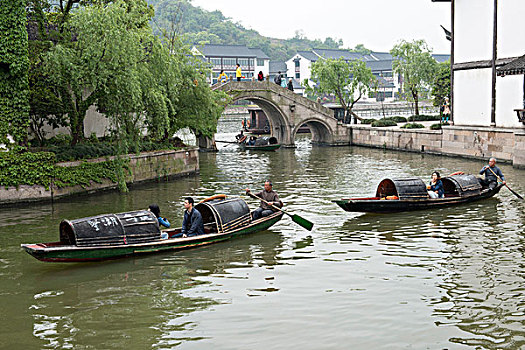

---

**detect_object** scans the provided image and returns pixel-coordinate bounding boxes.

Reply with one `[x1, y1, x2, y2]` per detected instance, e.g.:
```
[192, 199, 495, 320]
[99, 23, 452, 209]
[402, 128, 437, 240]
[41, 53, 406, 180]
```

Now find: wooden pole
[490, 0, 498, 126]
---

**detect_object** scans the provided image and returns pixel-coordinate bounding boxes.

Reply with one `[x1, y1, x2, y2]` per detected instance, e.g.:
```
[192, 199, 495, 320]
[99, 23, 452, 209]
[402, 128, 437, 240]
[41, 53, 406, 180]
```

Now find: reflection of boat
[21, 197, 283, 262]
[240, 136, 281, 151]
[333, 174, 503, 213]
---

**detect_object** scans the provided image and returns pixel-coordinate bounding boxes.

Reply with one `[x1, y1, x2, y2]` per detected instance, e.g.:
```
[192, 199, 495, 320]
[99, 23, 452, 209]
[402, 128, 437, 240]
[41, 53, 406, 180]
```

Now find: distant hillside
[147, 0, 354, 61]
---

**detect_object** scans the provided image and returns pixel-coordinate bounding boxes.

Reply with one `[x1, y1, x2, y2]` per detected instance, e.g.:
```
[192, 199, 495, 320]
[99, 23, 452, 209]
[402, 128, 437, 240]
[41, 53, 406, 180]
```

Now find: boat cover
[60, 210, 160, 247]
[254, 136, 278, 146]
[195, 197, 251, 233]
[442, 174, 482, 196]
[376, 177, 428, 200]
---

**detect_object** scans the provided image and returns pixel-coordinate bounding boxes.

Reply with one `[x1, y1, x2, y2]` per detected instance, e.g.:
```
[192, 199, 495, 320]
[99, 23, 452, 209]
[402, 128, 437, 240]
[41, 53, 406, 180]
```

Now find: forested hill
[147, 0, 346, 61]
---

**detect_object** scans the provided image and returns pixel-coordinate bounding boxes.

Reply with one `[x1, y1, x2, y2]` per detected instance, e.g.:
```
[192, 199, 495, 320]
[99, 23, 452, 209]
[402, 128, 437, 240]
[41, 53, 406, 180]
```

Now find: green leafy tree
[0, 0, 30, 149]
[350, 44, 371, 55]
[391, 39, 437, 115]
[431, 61, 451, 108]
[308, 58, 375, 123]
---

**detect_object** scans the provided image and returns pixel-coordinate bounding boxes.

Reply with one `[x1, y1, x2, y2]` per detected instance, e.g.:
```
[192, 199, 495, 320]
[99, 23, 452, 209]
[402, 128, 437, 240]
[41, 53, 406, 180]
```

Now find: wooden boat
[21, 197, 283, 262]
[240, 136, 281, 151]
[332, 174, 503, 213]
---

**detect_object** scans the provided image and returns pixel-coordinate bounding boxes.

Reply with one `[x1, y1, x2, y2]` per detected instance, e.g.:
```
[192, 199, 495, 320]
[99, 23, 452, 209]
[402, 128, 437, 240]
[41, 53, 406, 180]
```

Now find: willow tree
[308, 57, 375, 123]
[391, 39, 437, 116]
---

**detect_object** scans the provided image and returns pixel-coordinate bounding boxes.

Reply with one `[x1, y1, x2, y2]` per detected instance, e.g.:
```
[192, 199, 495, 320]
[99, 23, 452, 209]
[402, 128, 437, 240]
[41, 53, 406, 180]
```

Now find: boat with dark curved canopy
[21, 196, 283, 262]
[240, 136, 281, 151]
[332, 174, 503, 213]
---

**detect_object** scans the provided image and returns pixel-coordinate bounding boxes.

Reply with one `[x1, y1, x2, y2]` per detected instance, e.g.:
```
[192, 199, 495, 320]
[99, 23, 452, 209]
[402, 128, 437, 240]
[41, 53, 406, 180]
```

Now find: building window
[210, 58, 221, 67]
[257, 58, 264, 66]
[295, 73, 300, 79]
[295, 60, 300, 68]
[223, 58, 236, 67]
[238, 58, 249, 67]
[249, 58, 254, 67]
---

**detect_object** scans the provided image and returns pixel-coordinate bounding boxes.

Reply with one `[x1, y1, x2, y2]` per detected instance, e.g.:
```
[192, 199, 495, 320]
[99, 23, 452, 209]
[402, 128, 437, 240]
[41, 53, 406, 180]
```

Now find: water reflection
[2, 126, 525, 349]
[25, 230, 284, 349]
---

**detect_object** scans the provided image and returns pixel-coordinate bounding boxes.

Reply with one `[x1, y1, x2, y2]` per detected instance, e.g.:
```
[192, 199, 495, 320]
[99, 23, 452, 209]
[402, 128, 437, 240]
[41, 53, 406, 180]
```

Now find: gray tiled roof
[197, 44, 256, 57]
[366, 60, 392, 72]
[249, 48, 270, 60]
[497, 54, 525, 76]
[296, 51, 320, 62]
[269, 61, 287, 74]
[370, 52, 393, 61]
[313, 48, 367, 61]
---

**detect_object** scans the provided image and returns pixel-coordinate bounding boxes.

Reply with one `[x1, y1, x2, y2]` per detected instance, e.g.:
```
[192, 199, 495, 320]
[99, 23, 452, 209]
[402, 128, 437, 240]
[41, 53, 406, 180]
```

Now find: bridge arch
[229, 95, 291, 145]
[211, 81, 349, 149]
[292, 118, 334, 145]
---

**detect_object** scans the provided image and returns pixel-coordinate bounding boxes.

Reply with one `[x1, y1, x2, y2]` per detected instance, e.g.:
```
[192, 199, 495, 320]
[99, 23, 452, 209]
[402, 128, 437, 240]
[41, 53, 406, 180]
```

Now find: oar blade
[507, 185, 524, 200]
[291, 214, 314, 231]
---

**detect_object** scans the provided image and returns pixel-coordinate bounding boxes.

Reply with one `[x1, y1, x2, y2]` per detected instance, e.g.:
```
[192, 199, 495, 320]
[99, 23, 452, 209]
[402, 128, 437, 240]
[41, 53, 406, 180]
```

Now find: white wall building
[440, 0, 525, 128]
[191, 44, 270, 84]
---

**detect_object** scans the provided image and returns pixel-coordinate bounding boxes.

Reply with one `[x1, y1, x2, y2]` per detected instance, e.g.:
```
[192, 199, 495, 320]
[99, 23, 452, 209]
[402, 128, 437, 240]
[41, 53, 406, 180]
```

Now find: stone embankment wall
[0, 149, 199, 205]
[348, 125, 525, 168]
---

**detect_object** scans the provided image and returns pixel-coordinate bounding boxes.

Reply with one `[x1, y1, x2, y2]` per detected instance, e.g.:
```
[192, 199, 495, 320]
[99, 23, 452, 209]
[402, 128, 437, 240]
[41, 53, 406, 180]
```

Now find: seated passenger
[148, 204, 170, 239]
[247, 136, 257, 146]
[174, 197, 205, 238]
[427, 171, 444, 199]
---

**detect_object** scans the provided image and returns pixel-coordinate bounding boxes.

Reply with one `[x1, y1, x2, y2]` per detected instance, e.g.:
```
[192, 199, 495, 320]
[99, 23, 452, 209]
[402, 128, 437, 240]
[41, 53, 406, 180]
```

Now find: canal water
[1, 128, 524, 349]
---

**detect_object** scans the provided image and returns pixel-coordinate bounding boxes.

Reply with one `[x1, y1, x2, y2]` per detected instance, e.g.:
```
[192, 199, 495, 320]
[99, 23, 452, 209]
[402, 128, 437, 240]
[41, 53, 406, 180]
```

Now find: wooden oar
[486, 167, 523, 200]
[246, 191, 314, 231]
[215, 140, 241, 144]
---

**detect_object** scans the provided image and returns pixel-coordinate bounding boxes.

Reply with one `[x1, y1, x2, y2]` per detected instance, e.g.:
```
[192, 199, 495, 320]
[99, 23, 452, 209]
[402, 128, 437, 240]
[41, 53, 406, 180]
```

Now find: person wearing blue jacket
[428, 171, 444, 199]
[149, 204, 170, 239]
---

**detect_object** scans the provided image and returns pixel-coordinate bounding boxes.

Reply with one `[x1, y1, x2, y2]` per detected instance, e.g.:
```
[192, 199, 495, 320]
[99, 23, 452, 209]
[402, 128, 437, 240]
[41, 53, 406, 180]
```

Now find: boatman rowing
[480, 158, 505, 189]
[246, 180, 283, 220]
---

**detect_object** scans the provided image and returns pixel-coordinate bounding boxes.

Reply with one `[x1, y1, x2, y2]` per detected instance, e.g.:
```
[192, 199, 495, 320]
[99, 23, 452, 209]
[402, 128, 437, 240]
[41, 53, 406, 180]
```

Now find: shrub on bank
[390, 116, 408, 123]
[408, 114, 440, 122]
[430, 123, 442, 130]
[34, 138, 187, 162]
[401, 123, 425, 129]
[0, 151, 120, 189]
[371, 119, 397, 127]
[361, 118, 376, 124]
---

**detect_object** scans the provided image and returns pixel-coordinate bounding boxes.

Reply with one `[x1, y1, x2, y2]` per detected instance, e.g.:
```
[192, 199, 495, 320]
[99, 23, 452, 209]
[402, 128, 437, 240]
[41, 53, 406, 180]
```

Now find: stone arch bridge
[202, 81, 351, 148]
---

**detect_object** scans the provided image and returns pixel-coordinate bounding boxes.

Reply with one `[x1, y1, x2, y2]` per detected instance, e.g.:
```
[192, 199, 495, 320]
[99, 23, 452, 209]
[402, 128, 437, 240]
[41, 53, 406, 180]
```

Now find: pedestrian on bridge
[287, 78, 294, 91]
[274, 71, 282, 85]
[236, 64, 242, 81]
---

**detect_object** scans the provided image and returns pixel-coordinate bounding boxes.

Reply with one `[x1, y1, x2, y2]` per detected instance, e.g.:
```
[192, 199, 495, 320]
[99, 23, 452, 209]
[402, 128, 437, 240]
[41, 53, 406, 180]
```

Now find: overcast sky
[192, 0, 452, 54]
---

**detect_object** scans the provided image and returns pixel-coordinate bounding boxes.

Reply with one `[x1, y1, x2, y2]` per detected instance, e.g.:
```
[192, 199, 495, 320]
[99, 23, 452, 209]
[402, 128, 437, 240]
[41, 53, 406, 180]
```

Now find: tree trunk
[412, 90, 420, 116]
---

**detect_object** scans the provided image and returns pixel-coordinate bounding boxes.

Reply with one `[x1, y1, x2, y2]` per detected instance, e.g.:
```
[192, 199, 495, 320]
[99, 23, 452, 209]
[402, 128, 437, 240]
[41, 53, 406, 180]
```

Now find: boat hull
[239, 144, 281, 151]
[333, 185, 502, 213]
[22, 212, 283, 262]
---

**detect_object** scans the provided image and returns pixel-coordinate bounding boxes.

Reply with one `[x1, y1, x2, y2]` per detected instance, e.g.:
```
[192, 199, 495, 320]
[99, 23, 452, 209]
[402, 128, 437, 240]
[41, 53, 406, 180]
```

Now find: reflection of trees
[28, 230, 283, 349]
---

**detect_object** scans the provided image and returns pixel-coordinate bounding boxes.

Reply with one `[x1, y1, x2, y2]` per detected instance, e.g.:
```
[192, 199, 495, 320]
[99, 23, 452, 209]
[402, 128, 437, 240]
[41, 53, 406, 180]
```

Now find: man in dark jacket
[181, 197, 205, 237]
[274, 71, 282, 85]
[479, 158, 506, 189]
[246, 180, 283, 220]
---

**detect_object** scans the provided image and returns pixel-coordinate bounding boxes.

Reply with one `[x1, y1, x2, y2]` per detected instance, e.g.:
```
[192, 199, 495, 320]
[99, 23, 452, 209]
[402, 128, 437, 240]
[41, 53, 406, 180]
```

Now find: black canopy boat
[22, 196, 283, 262]
[332, 174, 503, 213]
[240, 136, 281, 151]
